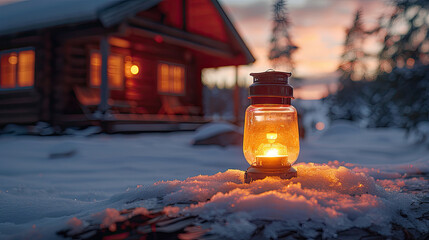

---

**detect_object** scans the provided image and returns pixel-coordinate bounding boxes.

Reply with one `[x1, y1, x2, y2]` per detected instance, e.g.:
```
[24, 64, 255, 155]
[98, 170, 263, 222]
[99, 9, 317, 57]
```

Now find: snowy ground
[0, 121, 428, 239]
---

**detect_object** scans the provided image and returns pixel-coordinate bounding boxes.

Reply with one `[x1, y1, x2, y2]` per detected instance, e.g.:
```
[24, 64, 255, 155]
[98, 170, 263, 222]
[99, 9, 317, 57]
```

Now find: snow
[130, 164, 423, 239]
[193, 122, 241, 142]
[0, 0, 120, 35]
[0, 121, 428, 239]
[304, 120, 429, 172]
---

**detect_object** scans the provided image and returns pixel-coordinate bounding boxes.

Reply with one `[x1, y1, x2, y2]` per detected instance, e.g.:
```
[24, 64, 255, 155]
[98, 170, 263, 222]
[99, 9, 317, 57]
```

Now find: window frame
[0, 47, 35, 91]
[88, 50, 125, 90]
[157, 61, 186, 96]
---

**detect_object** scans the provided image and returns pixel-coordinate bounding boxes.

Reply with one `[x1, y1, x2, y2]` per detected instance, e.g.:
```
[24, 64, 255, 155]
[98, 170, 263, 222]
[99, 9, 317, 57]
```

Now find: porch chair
[73, 86, 143, 118]
[158, 95, 200, 117]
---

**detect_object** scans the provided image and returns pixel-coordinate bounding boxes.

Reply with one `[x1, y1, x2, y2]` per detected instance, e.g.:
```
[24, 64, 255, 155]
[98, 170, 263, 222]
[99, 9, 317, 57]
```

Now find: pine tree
[329, 9, 368, 122]
[339, 9, 367, 83]
[364, 0, 429, 143]
[268, 0, 298, 71]
[378, 0, 429, 72]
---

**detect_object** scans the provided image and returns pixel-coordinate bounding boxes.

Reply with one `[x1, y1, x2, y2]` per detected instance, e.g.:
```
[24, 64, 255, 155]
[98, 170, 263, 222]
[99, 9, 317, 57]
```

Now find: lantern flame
[265, 148, 279, 157]
[266, 132, 277, 140]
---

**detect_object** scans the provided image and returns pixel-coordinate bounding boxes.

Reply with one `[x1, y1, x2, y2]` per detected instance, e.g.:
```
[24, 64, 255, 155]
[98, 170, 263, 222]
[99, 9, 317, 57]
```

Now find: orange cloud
[223, 0, 389, 78]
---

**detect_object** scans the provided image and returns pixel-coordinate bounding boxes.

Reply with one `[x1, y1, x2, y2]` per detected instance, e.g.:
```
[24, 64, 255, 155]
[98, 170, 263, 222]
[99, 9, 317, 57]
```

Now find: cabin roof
[0, 0, 254, 64]
[0, 0, 160, 35]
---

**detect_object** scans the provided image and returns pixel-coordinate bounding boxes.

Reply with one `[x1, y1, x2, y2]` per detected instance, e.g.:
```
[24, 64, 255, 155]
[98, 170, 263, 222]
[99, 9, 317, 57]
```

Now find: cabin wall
[58, 34, 203, 116]
[115, 35, 201, 113]
[0, 32, 52, 125]
[54, 36, 99, 117]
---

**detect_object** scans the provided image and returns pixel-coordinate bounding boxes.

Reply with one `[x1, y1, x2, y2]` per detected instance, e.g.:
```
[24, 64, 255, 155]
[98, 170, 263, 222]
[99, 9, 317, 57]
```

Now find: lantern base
[244, 166, 297, 183]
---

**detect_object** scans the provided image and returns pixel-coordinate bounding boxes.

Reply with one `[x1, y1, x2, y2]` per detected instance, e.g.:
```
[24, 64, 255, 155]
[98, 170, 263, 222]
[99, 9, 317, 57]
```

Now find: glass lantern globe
[243, 70, 300, 183]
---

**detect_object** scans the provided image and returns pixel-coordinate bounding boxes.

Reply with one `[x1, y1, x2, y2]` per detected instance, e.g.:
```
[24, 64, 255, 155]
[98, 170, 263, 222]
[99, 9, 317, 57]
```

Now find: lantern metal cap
[250, 69, 291, 83]
[249, 70, 293, 104]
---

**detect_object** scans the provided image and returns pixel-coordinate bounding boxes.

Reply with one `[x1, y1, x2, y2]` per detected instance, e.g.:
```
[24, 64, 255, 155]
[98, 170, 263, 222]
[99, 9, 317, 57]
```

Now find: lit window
[107, 54, 123, 89]
[90, 52, 101, 87]
[18, 50, 35, 87]
[90, 51, 124, 89]
[157, 62, 185, 95]
[0, 48, 34, 89]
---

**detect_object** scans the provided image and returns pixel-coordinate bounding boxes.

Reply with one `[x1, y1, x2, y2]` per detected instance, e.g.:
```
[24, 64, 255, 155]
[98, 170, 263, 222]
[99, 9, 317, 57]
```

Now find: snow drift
[70, 163, 427, 239]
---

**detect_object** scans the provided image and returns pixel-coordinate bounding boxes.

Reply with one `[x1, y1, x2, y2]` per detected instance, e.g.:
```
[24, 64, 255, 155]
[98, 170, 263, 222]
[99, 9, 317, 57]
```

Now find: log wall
[58, 32, 202, 116]
[0, 33, 46, 125]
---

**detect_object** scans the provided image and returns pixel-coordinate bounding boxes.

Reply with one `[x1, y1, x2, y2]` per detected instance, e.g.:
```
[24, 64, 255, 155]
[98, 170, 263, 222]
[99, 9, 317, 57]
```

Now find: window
[157, 62, 185, 95]
[0, 48, 35, 89]
[90, 51, 124, 89]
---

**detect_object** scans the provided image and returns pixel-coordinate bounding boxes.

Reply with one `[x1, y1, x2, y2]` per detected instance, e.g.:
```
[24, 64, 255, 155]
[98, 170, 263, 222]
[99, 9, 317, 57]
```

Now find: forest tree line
[327, 0, 429, 142]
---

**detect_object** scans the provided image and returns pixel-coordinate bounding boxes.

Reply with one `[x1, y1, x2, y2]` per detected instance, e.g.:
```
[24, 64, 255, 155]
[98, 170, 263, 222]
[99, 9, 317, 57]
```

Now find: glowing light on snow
[82, 163, 421, 239]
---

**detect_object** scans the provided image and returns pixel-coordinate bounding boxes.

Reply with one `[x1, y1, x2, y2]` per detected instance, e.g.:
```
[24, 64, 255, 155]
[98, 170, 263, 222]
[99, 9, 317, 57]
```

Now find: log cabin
[0, 0, 254, 132]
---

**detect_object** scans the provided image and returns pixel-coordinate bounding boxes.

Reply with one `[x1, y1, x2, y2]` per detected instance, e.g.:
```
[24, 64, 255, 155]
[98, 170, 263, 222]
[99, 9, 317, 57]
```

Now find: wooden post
[234, 65, 240, 124]
[99, 36, 110, 117]
[43, 31, 52, 123]
[182, 0, 187, 31]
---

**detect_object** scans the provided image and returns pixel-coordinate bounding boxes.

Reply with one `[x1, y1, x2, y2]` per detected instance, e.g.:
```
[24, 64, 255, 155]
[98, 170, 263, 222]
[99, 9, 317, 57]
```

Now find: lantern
[243, 70, 299, 183]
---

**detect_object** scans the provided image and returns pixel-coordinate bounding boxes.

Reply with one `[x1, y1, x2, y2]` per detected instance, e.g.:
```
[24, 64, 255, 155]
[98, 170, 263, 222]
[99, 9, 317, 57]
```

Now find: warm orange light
[107, 54, 124, 89]
[265, 148, 279, 157]
[90, 52, 124, 88]
[315, 122, 325, 131]
[109, 37, 130, 48]
[17, 50, 35, 87]
[266, 132, 277, 142]
[8, 55, 17, 65]
[90, 52, 101, 87]
[1, 53, 17, 88]
[0, 50, 35, 89]
[157, 63, 185, 94]
[243, 105, 300, 167]
[406, 58, 415, 68]
[130, 65, 139, 75]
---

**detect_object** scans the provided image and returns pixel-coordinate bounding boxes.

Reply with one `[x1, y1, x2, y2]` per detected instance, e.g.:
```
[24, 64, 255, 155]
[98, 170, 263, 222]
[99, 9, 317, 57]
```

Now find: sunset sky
[204, 0, 391, 90]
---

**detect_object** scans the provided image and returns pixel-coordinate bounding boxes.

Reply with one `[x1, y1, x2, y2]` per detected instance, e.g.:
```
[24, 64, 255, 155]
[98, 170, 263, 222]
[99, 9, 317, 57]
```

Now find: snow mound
[112, 163, 427, 239]
[63, 126, 101, 136]
[32, 122, 56, 136]
[192, 122, 242, 146]
[1, 124, 28, 135]
[193, 122, 240, 141]
[48, 142, 77, 159]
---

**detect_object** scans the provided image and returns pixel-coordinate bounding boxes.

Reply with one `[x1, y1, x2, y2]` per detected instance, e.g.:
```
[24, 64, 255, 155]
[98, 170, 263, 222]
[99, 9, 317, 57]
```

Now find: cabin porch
[58, 113, 210, 133]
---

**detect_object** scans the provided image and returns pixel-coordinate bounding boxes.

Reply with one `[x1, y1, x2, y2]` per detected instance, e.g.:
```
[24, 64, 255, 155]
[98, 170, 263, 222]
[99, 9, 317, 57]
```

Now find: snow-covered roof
[0, 0, 254, 64]
[0, 0, 160, 36]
